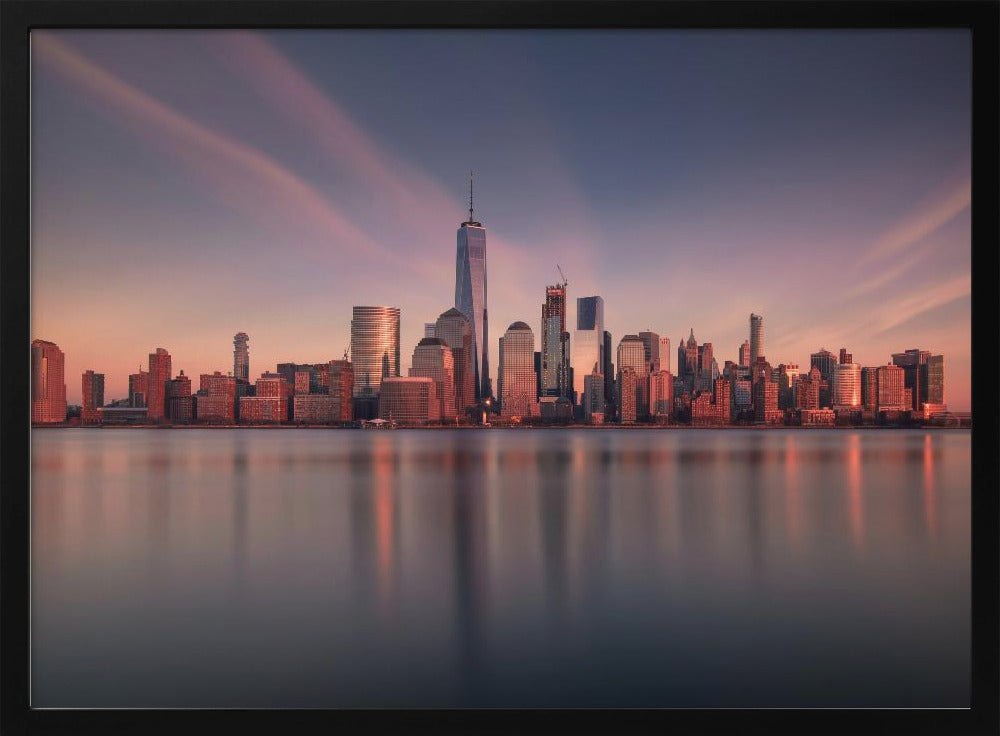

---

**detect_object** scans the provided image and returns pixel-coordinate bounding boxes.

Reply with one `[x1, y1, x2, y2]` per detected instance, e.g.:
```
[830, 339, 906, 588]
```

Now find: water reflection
[30, 428, 971, 708]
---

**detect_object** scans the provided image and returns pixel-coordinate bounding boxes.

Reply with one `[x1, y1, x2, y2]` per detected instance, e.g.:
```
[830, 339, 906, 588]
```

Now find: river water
[30, 428, 970, 707]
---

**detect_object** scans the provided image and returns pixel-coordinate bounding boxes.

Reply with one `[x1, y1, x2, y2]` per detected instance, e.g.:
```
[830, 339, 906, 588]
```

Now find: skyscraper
[638, 331, 661, 372]
[351, 306, 400, 397]
[233, 332, 249, 382]
[454, 174, 490, 400]
[31, 340, 67, 424]
[410, 337, 457, 421]
[434, 307, 475, 414]
[832, 362, 861, 408]
[500, 321, 537, 419]
[603, 330, 614, 418]
[541, 284, 570, 399]
[739, 340, 751, 368]
[146, 348, 172, 422]
[617, 334, 648, 421]
[750, 313, 764, 365]
[81, 370, 105, 425]
[891, 348, 945, 412]
[572, 296, 605, 403]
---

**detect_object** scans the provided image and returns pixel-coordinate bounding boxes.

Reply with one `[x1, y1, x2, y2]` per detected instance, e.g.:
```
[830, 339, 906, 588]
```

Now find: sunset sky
[31, 30, 971, 409]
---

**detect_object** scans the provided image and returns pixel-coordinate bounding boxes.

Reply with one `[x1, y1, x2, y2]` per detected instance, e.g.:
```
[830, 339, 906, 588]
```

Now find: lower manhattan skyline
[30, 29, 971, 410]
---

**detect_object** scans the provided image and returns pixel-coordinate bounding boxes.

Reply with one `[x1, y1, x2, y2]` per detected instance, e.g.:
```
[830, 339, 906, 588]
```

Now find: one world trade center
[455, 173, 490, 401]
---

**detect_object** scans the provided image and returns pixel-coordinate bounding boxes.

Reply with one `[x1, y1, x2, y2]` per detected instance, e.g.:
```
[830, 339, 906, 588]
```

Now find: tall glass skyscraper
[350, 306, 400, 397]
[455, 176, 490, 400]
[572, 296, 604, 402]
[541, 284, 570, 398]
[750, 313, 764, 364]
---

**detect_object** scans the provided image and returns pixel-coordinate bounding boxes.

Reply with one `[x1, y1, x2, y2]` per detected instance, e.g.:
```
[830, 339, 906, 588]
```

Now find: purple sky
[30, 30, 971, 409]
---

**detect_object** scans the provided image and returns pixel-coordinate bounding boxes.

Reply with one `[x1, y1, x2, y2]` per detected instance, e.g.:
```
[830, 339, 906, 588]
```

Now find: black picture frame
[2, 2, 998, 734]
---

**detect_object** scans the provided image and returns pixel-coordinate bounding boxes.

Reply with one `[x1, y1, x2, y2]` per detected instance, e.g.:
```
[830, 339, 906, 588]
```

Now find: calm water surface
[31, 428, 970, 707]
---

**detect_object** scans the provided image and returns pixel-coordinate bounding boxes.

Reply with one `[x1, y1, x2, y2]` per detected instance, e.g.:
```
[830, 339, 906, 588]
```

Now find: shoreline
[33, 423, 971, 431]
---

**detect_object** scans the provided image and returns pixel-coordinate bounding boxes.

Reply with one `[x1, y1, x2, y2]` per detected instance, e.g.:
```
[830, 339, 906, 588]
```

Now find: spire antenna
[468, 170, 474, 222]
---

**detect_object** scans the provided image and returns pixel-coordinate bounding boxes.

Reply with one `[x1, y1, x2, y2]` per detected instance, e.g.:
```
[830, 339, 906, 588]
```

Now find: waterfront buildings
[876, 363, 908, 411]
[293, 395, 341, 423]
[754, 379, 782, 424]
[325, 360, 354, 421]
[146, 348, 172, 422]
[618, 367, 638, 425]
[572, 296, 605, 404]
[739, 340, 751, 368]
[891, 349, 945, 412]
[541, 284, 571, 400]
[410, 337, 457, 421]
[454, 180, 490, 400]
[166, 370, 193, 423]
[197, 371, 238, 423]
[81, 370, 104, 425]
[649, 369, 673, 420]
[583, 364, 606, 424]
[351, 306, 400, 398]
[832, 362, 861, 409]
[617, 334, 648, 421]
[233, 332, 249, 382]
[750, 313, 764, 364]
[810, 349, 837, 407]
[603, 330, 614, 418]
[795, 366, 822, 410]
[240, 373, 291, 423]
[499, 321, 538, 419]
[378, 376, 440, 424]
[638, 330, 661, 372]
[434, 308, 476, 414]
[31, 340, 67, 424]
[128, 369, 148, 408]
[861, 366, 879, 412]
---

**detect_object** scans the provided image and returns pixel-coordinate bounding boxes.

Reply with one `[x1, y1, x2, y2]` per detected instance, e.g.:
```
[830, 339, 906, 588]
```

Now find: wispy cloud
[857, 167, 970, 268]
[32, 34, 398, 269]
[869, 272, 971, 336]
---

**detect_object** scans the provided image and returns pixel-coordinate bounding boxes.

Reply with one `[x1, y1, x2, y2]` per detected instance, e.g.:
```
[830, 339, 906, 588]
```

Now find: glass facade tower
[455, 196, 490, 401]
[750, 313, 764, 364]
[572, 296, 604, 403]
[351, 306, 401, 397]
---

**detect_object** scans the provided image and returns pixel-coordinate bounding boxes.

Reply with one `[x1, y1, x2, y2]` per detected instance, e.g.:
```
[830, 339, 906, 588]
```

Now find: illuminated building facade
[81, 370, 104, 425]
[435, 307, 475, 413]
[146, 348, 172, 422]
[410, 337, 457, 421]
[378, 377, 440, 424]
[455, 183, 490, 400]
[573, 296, 605, 403]
[351, 306, 400, 397]
[500, 321, 537, 419]
[233, 332, 249, 382]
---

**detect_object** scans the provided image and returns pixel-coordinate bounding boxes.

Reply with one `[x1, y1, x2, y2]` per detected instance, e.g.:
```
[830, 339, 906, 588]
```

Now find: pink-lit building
[197, 371, 237, 423]
[167, 370, 193, 423]
[293, 395, 342, 424]
[378, 377, 440, 424]
[410, 337, 457, 421]
[128, 369, 148, 408]
[31, 339, 66, 424]
[754, 380, 782, 424]
[81, 369, 104, 425]
[239, 373, 291, 423]
[146, 348, 172, 422]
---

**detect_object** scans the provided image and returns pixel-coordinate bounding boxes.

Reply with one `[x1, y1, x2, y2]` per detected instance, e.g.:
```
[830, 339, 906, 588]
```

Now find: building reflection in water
[231, 436, 249, 600]
[744, 433, 766, 578]
[847, 433, 864, 556]
[450, 438, 489, 700]
[784, 433, 802, 554]
[923, 433, 937, 542]
[537, 445, 570, 628]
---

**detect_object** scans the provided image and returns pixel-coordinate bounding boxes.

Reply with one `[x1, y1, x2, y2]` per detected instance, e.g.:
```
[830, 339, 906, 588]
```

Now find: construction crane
[556, 264, 568, 288]
[342, 344, 350, 361]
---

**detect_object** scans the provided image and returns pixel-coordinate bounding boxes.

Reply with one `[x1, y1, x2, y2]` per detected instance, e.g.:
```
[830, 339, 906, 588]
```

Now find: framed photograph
[3, 1, 997, 734]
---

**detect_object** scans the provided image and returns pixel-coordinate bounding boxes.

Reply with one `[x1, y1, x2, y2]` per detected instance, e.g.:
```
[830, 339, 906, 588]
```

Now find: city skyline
[30, 30, 972, 410]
